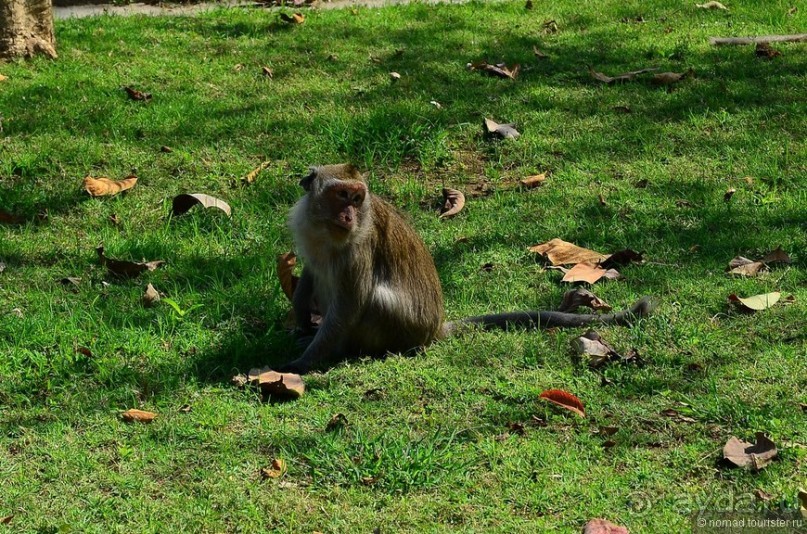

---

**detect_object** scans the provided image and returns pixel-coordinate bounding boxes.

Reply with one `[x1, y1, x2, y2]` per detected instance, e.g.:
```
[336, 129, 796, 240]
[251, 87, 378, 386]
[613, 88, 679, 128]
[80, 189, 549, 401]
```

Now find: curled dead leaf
[572, 330, 620, 368]
[261, 458, 287, 479]
[660, 408, 697, 423]
[60, 277, 82, 288]
[143, 283, 161, 307]
[583, 518, 629, 534]
[651, 71, 690, 86]
[755, 42, 782, 59]
[97, 246, 165, 278]
[469, 61, 520, 80]
[483, 118, 520, 139]
[600, 249, 643, 269]
[724, 188, 736, 202]
[561, 263, 620, 284]
[439, 188, 466, 219]
[520, 173, 547, 188]
[277, 252, 299, 301]
[262, 66, 274, 78]
[559, 288, 612, 312]
[123, 86, 151, 101]
[172, 193, 231, 217]
[727, 258, 766, 277]
[121, 408, 157, 423]
[325, 413, 348, 432]
[83, 175, 138, 197]
[728, 292, 781, 312]
[760, 246, 791, 265]
[722, 433, 778, 471]
[279, 12, 305, 24]
[0, 515, 13, 525]
[389, 71, 401, 81]
[696, 1, 728, 9]
[247, 366, 305, 400]
[243, 161, 271, 184]
[533, 45, 548, 59]
[529, 238, 608, 266]
[539, 389, 586, 418]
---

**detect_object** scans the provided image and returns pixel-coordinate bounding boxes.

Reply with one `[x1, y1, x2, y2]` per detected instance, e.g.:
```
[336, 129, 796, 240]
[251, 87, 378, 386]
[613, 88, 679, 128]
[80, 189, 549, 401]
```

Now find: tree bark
[0, 0, 58, 60]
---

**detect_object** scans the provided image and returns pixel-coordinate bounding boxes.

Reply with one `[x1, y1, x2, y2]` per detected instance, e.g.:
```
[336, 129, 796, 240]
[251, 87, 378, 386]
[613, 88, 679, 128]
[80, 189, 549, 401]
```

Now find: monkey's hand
[292, 269, 316, 335]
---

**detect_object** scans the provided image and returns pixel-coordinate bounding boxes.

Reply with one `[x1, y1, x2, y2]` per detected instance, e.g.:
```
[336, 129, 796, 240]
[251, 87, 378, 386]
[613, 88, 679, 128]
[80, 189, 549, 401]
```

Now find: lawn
[1, 0, 806, 531]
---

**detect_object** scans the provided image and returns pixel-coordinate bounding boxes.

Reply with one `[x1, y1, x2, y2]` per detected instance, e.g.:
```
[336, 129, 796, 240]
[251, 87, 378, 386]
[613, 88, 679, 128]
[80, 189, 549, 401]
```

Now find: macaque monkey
[282, 164, 654, 373]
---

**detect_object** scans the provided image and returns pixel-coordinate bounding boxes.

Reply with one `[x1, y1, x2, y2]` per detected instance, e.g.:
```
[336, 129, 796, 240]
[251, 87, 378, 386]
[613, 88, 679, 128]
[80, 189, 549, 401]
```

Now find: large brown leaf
[529, 238, 608, 266]
[728, 292, 781, 312]
[121, 409, 157, 423]
[539, 389, 585, 417]
[247, 367, 305, 400]
[561, 263, 620, 284]
[97, 246, 165, 278]
[83, 175, 138, 197]
[277, 252, 299, 301]
[722, 433, 778, 471]
[172, 193, 231, 217]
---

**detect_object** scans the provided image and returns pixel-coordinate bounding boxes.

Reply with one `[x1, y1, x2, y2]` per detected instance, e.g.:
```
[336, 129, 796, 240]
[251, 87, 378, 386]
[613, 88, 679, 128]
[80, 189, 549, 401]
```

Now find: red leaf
[539, 389, 586, 417]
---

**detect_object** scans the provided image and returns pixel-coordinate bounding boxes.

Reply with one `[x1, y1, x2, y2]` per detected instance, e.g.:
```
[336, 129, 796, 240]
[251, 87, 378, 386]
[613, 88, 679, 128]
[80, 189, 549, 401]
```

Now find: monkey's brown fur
[282, 164, 654, 373]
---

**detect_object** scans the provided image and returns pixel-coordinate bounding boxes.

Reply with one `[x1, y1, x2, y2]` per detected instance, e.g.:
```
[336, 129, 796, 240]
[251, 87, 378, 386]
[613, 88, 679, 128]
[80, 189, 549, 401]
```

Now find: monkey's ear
[299, 168, 317, 191]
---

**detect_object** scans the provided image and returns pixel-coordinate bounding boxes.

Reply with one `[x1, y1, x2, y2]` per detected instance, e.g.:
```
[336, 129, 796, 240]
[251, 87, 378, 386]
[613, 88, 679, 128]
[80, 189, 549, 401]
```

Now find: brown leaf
[121, 408, 157, 423]
[572, 330, 620, 368]
[589, 66, 657, 84]
[598, 426, 619, 437]
[279, 12, 305, 23]
[160, 145, 173, 153]
[542, 19, 558, 33]
[529, 238, 608, 266]
[599, 248, 643, 269]
[787, 6, 798, 15]
[123, 86, 152, 101]
[760, 246, 791, 265]
[389, 71, 401, 81]
[179, 404, 192, 413]
[520, 173, 547, 188]
[470, 61, 520, 80]
[76, 346, 92, 358]
[539, 389, 586, 418]
[724, 188, 736, 201]
[243, 161, 271, 184]
[755, 42, 782, 59]
[559, 288, 612, 312]
[728, 292, 781, 312]
[696, 1, 728, 9]
[325, 413, 348, 432]
[754, 489, 773, 502]
[277, 252, 299, 301]
[660, 408, 697, 423]
[172, 193, 231, 217]
[598, 194, 607, 206]
[728, 260, 766, 277]
[0, 74, 7, 83]
[0, 515, 13, 525]
[247, 367, 305, 399]
[97, 246, 165, 278]
[483, 118, 520, 139]
[722, 433, 778, 470]
[562, 263, 619, 284]
[533, 45, 548, 59]
[143, 283, 161, 307]
[0, 211, 24, 224]
[583, 518, 629, 534]
[262, 66, 274, 78]
[439, 188, 466, 219]
[261, 458, 287, 479]
[60, 277, 82, 287]
[83, 175, 138, 197]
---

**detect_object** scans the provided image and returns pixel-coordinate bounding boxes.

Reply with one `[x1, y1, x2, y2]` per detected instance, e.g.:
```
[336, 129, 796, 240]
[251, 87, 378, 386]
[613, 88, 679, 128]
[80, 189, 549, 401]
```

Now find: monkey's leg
[292, 268, 316, 335]
[280, 303, 354, 374]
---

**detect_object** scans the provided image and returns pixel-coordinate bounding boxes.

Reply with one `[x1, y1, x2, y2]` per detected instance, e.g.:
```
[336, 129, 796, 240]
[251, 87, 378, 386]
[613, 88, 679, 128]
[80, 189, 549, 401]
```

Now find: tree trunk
[0, 0, 58, 60]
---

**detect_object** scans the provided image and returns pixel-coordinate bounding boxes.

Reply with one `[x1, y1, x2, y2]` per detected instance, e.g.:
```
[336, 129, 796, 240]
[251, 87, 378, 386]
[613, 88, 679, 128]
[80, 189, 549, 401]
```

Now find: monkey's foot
[276, 357, 314, 375]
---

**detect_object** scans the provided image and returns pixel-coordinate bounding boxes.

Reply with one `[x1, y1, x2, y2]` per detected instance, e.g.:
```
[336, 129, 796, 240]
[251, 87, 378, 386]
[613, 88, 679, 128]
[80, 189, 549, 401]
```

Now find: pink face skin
[324, 182, 366, 236]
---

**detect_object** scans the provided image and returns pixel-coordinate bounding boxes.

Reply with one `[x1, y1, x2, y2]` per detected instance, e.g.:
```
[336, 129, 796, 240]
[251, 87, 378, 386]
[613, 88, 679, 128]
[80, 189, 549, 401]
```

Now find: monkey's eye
[336, 190, 349, 200]
[352, 194, 363, 204]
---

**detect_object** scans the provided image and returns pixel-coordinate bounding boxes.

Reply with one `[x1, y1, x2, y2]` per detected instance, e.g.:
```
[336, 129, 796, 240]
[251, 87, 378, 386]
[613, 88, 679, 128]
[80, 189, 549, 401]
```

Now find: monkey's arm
[281, 300, 361, 374]
[292, 268, 316, 335]
[443, 296, 655, 335]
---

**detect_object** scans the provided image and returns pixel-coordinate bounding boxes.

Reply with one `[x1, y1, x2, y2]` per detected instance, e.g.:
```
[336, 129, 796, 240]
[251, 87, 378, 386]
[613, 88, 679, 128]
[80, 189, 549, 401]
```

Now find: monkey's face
[320, 181, 367, 237]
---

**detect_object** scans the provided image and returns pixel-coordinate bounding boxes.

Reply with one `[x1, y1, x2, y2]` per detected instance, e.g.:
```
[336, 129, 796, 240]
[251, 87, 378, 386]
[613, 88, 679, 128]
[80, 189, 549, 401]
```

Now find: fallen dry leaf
[160, 145, 173, 153]
[754, 489, 773, 502]
[529, 238, 608, 266]
[483, 118, 520, 139]
[0, 74, 7, 82]
[520, 173, 547, 188]
[277, 252, 299, 301]
[722, 433, 778, 471]
[121, 408, 157, 423]
[83, 175, 138, 197]
[660, 408, 697, 423]
[439, 188, 466, 219]
[539, 389, 586, 418]
[172, 193, 231, 217]
[97, 246, 165, 278]
[788, 6, 798, 15]
[697, 1, 728, 9]
[0, 515, 12, 525]
[262, 66, 274, 78]
[469, 61, 520, 80]
[727, 258, 766, 277]
[728, 292, 781, 312]
[598, 194, 607, 206]
[651, 71, 689, 86]
[325, 413, 348, 432]
[0, 211, 24, 224]
[279, 12, 305, 23]
[542, 19, 558, 33]
[562, 263, 612, 284]
[755, 42, 782, 59]
[243, 161, 271, 184]
[558, 288, 612, 312]
[143, 283, 161, 307]
[589, 66, 657, 84]
[76, 347, 92, 358]
[247, 367, 305, 400]
[179, 404, 192, 413]
[572, 330, 620, 368]
[60, 277, 81, 288]
[760, 246, 791, 265]
[600, 248, 643, 269]
[123, 86, 151, 101]
[389, 71, 401, 81]
[261, 458, 287, 479]
[799, 488, 806, 516]
[533, 45, 548, 59]
[724, 188, 736, 202]
[583, 518, 629, 534]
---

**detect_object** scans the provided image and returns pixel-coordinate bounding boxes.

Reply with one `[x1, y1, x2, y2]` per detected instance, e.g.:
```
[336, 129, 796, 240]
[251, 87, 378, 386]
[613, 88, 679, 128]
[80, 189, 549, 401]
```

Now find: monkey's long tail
[442, 296, 656, 337]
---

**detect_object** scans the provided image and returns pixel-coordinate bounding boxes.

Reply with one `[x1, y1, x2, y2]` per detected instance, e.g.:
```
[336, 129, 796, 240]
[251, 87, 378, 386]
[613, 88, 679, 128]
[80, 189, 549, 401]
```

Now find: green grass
[1, 0, 806, 531]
